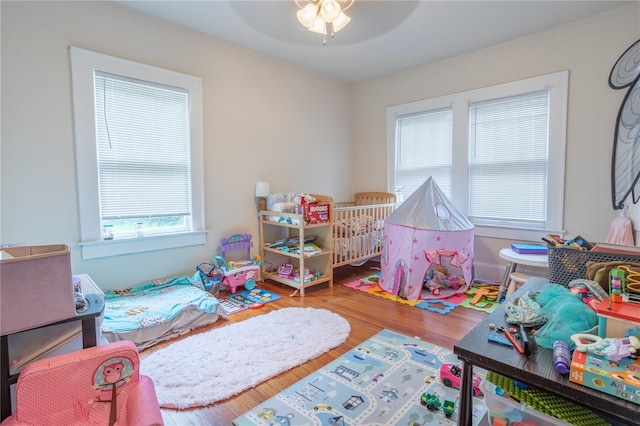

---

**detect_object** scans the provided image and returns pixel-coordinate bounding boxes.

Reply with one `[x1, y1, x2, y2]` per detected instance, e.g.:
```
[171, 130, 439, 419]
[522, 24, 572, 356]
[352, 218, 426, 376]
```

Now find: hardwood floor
[142, 264, 488, 425]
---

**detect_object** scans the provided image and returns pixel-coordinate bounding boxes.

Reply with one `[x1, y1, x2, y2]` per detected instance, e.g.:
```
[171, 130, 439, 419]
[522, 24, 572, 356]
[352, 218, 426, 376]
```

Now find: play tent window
[434, 203, 451, 220]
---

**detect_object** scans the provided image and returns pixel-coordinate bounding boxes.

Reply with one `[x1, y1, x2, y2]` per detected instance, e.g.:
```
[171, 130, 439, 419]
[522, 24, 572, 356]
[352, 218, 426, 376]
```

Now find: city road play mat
[234, 329, 488, 425]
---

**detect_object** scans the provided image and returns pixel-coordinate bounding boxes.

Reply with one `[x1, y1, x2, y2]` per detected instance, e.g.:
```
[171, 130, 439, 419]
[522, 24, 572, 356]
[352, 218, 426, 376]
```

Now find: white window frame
[386, 71, 568, 241]
[70, 47, 207, 259]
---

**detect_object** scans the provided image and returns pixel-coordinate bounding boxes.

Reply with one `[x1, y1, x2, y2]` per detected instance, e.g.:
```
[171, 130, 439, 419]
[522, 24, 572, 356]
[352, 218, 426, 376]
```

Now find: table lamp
[255, 182, 270, 212]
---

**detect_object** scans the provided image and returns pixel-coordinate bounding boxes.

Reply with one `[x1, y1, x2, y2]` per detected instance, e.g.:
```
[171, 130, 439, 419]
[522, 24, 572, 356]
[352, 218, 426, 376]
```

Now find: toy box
[482, 381, 571, 426]
[0, 244, 76, 335]
[570, 348, 640, 405]
[595, 298, 640, 338]
[303, 203, 330, 224]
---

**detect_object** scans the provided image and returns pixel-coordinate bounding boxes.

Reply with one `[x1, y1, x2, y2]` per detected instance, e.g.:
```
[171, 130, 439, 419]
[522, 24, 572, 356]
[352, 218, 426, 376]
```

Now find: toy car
[442, 399, 456, 418]
[439, 363, 483, 397]
[313, 403, 332, 411]
[420, 392, 441, 411]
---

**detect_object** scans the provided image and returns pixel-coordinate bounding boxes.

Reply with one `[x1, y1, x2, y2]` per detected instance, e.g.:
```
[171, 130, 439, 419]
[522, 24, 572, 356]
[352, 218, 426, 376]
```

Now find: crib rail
[332, 202, 396, 268]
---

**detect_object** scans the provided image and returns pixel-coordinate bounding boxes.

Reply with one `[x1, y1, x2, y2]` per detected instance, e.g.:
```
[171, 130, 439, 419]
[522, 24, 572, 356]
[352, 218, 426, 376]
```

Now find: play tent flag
[379, 177, 474, 300]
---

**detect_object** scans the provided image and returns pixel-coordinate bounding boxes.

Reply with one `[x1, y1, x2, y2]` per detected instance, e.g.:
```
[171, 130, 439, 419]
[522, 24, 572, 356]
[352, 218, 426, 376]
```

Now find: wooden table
[454, 277, 639, 426]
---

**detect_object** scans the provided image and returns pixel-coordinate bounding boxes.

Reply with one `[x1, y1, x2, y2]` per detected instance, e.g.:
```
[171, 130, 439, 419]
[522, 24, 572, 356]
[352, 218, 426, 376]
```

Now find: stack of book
[510, 243, 548, 255]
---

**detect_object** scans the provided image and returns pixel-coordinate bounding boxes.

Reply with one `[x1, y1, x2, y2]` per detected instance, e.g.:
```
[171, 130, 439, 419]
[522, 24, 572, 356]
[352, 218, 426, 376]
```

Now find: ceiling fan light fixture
[331, 12, 350, 33]
[295, 0, 354, 42]
[320, 0, 342, 23]
[297, 3, 317, 28]
[309, 15, 327, 35]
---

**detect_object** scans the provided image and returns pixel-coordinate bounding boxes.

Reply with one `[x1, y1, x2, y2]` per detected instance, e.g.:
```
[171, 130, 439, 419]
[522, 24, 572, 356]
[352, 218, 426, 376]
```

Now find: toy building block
[609, 268, 626, 305]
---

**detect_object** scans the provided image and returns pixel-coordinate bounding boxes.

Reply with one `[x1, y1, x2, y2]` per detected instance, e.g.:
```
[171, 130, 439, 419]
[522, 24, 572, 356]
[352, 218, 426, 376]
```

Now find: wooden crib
[260, 192, 397, 269]
[332, 192, 397, 268]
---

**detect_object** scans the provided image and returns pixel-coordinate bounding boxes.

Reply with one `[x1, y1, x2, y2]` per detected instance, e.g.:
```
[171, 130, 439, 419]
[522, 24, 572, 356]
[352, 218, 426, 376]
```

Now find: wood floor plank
[141, 264, 487, 425]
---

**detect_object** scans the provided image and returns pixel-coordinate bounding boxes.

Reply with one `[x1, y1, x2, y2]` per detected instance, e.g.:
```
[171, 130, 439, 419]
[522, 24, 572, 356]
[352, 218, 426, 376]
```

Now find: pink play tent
[379, 177, 474, 300]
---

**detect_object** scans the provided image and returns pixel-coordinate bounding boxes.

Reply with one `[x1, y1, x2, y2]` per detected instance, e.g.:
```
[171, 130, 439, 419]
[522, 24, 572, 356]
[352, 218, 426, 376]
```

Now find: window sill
[474, 225, 565, 242]
[79, 230, 208, 259]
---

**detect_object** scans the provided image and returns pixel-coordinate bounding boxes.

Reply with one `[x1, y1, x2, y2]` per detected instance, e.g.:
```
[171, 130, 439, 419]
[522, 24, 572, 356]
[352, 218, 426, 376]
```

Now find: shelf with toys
[259, 200, 333, 297]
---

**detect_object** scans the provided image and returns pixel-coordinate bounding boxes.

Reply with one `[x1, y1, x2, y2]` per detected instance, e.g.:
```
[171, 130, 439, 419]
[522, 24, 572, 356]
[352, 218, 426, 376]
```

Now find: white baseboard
[473, 261, 547, 283]
[473, 261, 504, 283]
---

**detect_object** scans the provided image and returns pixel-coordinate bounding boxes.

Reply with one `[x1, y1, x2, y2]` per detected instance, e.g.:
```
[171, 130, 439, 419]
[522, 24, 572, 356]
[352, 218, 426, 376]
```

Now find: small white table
[497, 247, 549, 301]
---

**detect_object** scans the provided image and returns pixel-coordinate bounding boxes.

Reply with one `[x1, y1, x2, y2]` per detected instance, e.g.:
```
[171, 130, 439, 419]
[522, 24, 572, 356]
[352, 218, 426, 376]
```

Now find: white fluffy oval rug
[140, 307, 351, 409]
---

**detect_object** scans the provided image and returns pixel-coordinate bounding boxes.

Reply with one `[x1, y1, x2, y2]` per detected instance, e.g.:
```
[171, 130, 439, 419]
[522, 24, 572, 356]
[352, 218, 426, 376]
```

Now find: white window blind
[387, 71, 567, 240]
[95, 71, 191, 220]
[468, 91, 549, 227]
[395, 108, 452, 202]
[71, 46, 206, 259]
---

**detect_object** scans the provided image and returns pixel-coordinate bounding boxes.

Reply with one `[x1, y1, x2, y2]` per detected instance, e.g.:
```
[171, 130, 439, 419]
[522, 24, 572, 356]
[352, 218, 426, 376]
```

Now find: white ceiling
[117, 0, 630, 83]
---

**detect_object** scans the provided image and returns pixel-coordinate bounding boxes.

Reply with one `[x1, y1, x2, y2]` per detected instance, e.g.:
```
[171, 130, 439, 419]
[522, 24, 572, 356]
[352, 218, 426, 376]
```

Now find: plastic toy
[292, 267, 315, 283]
[419, 392, 441, 411]
[220, 233, 253, 260]
[571, 333, 603, 352]
[571, 333, 640, 362]
[600, 336, 640, 361]
[488, 331, 513, 348]
[196, 262, 225, 294]
[277, 263, 294, 279]
[419, 392, 455, 418]
[442, 399, 455, 419]
[440, 363, 483, 397]
[212, 255, 261, 294]
[609, 267, 626, 305]
[470, 287, 498, 305]
[553, 340, 571, 374]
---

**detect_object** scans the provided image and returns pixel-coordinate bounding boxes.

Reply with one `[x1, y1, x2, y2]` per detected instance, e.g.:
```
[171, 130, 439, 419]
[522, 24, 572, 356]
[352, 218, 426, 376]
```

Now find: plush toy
[424, 270, 447, 295]
[292, 193, 316, 206]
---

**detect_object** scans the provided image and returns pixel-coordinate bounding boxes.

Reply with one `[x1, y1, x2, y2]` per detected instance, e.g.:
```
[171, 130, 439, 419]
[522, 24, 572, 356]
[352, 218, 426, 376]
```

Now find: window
[70, 47, 206, 259]
[386, 71, 567, 240]
[395, 108, 452, 202]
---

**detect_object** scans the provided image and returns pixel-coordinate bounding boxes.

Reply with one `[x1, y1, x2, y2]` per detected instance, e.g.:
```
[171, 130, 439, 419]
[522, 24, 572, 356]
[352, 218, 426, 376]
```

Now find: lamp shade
[332, 12, 351, 32]
[320, 0, 342, 22]
[297, 3, 317, 28]
[255, 182, 270, 198]
[309, 16, 327, 34]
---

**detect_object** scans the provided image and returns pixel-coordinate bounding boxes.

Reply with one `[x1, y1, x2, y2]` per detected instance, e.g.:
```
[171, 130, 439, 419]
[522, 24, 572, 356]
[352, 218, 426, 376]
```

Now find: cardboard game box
[570, 349, 640, 405]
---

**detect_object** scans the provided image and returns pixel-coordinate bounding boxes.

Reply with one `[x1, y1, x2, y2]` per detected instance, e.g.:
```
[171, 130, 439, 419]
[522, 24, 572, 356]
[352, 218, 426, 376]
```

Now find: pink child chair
[1, 340, 163, 426]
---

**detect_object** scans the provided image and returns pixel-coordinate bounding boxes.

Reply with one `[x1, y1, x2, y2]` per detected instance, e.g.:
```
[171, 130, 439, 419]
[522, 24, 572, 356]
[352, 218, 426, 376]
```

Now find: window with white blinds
[387, 71, 567, 240]
[395, 108, 452, 203]
[95, 71, 191, 223]
[70, 47, 206, 259]
[468, 91, 549, 227]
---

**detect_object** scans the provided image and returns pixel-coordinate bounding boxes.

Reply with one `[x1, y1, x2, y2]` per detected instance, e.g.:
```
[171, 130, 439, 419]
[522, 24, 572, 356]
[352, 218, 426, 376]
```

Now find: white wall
[351, 3, 640, 281]
[0, 1, 354, 289]
[2, 2, 639, 288]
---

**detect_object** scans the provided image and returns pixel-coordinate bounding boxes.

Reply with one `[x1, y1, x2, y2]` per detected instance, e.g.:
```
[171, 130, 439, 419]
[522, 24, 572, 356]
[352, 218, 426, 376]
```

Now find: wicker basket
[547, 245, 640, 286]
